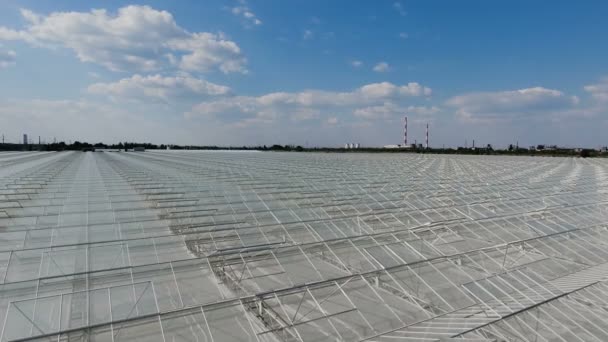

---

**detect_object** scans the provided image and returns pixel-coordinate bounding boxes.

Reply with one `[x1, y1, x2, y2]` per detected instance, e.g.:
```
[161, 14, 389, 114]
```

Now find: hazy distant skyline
[0, 0, 607, 147]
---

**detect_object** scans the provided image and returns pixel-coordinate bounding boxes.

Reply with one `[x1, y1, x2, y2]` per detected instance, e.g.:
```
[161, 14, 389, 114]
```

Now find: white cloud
[354, 103, 439, 120]
[353, 102, 397, 120]
[327, 117, 338, 125]
[0, 27, 23, 40]
[373, 62, 390, 73]
[87, 74, 231, 101]
[186, 96, 258, 119]
[291, 108, 320, 121]
[446, 87, 580, 123]
[0, 6, 247, 73]
[406, 105, 441, 116]
[359, 82, 432, 97]
[303, 30, 313, 40]
[584, 78, 608, 103]
[187, 81, 432, 125]
[350, 60, 363, 68]
[231, 2, 262, 27]
[255, 82, 430, 107]
[399, 32, 409, 39]
[0, 47, 16, 68]
[0, 99, 139, 141]
[0, 98, 227, 145]
[393, 2, 407, 16]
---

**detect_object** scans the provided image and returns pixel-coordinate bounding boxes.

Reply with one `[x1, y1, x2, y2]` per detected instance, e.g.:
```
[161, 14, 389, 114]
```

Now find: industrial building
[384, 116, 429, 149]
[1, 151, 608, 341]
[344, 143, 360, 149]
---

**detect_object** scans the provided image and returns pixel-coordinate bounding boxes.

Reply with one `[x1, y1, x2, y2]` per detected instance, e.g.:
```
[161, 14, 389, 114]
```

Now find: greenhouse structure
[1, 150, 608, 341]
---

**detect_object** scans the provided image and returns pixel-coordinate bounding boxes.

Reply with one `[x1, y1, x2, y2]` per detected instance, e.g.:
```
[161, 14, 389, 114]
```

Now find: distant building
[23, 134, 28, 145]
[134, 147, 145, 152]
[383, 144, 415, 149]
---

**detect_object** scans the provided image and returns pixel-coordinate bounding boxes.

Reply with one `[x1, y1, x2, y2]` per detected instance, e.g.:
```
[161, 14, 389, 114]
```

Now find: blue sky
[0, 0, 607, 147]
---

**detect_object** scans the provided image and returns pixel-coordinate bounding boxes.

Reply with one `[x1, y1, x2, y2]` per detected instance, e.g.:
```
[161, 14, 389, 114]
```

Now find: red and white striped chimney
[404, 116, 408, 146]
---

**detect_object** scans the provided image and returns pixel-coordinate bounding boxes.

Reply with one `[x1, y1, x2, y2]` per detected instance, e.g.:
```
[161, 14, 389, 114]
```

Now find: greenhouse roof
[1, 150, 608, 341]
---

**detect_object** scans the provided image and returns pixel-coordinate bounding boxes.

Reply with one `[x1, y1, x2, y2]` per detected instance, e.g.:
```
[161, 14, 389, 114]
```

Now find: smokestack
[425, 123, 429, 149]
[404, 116, 408, 145]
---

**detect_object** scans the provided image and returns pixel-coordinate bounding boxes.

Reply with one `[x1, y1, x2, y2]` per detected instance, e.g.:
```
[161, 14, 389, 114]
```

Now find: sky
[0, 0, 607, 148]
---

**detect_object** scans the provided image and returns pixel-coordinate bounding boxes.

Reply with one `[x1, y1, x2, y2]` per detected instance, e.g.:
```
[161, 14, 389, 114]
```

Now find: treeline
[0, 141, 300, 151]
[267, 145, 601, 158]
[1, 141, 602, 158]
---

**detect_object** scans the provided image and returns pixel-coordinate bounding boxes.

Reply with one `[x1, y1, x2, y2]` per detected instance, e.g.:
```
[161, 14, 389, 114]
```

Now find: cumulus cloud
[303, 30, 313, 40]
[359, 82, 432, 97]
[354, 103, 439, 120]
[350, 60, 363, 68]
[0, 98, 225, 144]
[0, 6, 247, 73]
[186, 96, 258, 120]
[291, 108, 320, 121]
[2, 96, 358, 147]
[0, 47, 16, 68]
[253, 82, 430, 107]
[393, 2, 407, 16]
[407, 105, 441, 115]
[186, 81, 432, 126]
[87, 74, 231, 101]
[584, 78, 608, 103]
[446, 87, 580, 123]
[373, 62, 390, 73]
[231, 2, 262, 27]
[354, 102, 398, 120]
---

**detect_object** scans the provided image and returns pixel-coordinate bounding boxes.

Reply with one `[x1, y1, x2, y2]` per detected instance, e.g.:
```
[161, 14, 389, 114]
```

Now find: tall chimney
[404, 116, 408, 145]
[425, 123, 429, 149]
